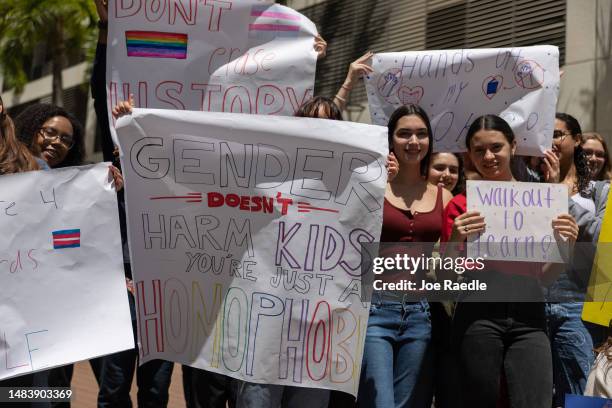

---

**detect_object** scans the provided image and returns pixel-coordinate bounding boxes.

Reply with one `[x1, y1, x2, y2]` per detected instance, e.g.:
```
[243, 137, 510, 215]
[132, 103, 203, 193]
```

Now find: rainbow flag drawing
[52, 229, 81, 249]
[249, 5, 302, 39]
[125, 31, 188, 59]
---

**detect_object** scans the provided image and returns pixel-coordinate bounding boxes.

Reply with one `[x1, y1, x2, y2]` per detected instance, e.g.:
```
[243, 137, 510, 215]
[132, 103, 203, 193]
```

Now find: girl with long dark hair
[0, 95, 40, 405]
[359, 104, 453, 408]
[442, 114, 578, 407]
[427, 152, 464, 195]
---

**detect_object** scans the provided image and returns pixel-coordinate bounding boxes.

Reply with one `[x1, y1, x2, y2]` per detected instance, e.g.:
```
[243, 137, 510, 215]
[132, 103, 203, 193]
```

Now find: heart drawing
[482, 75, 503, 100]
[397, 86, 424, 106]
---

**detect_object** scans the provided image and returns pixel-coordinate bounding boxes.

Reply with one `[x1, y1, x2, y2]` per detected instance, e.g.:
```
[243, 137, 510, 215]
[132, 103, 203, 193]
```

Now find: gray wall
[559, 0, 612, 142]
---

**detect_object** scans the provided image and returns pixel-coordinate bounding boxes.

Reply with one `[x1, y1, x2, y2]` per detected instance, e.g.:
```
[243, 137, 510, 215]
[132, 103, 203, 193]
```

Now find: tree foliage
[0, 0, 96, 106]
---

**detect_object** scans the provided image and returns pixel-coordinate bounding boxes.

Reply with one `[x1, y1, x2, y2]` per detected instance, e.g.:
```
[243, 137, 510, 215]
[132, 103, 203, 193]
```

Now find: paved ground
[70, 361, 186, 407]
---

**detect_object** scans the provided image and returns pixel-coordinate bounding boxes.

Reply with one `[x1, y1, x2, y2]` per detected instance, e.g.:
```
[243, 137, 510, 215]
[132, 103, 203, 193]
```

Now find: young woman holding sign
[358, 104, 453, 408]
[13, 103, 127, 405]
[441, 114, 578, 408]
[545, 112, 607, 406]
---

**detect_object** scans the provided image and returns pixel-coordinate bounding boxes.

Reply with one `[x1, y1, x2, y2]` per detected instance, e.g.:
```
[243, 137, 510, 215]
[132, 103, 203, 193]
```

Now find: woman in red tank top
[358, 104, 452, 408]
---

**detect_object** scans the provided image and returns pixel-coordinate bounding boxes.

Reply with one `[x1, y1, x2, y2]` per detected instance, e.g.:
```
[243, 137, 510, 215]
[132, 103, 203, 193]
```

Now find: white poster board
[107, 0, 318, 143]
[0, 163, 134, 381]
[116, 109, 387, 396]
[466, 180, 568, 263]
[365, 46, 560, 156]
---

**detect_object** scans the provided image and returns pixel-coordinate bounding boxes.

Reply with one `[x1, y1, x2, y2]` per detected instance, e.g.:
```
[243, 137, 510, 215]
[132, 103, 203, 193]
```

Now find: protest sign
[107, 0, 318, 143]
[116, 109, 387, 395]
[582, 190, 612, 326]
[365, 46, 560, 155]
[0, 163, 133, 381]
[466, 180, 568, 263]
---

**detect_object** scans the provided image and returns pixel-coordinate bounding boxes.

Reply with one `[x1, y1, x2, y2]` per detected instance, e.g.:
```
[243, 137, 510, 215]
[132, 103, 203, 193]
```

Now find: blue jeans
[358, 296, 433, 408]
[546, 302, 595, 407]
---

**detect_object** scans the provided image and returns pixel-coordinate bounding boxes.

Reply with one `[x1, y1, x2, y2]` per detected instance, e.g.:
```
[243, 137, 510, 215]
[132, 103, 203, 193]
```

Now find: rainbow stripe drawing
[249, 5, 301, 39]
[125, 31, 188, 59]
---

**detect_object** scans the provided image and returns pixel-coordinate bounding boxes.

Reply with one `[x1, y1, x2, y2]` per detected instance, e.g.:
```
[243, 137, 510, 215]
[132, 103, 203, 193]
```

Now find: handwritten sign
[0, 164, 133, 381]
[466, 180, 568, 263]
[107, 0, 318, 144]
[115, 109, 387, 395]
[582, 190, 612, 326]
[365, 46, 560, 155]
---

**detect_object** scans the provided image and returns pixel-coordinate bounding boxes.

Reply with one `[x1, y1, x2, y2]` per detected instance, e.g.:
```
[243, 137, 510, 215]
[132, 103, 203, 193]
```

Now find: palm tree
[0, 0, 96, 107]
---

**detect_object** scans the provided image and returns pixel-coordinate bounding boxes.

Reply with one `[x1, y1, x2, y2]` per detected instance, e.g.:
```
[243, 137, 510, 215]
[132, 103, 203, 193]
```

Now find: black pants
[453, 303, 552, 408]
[96, 351, 173, 408]
[47, 357, 104, 398]
[183, 366, 236, 408]
[96, 292, 174, 408]
[431, 302, 462, 408]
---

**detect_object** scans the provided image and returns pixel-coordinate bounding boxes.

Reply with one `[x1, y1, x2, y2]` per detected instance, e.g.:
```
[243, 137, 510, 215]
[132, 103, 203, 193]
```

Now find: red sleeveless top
[380, 184, 444, 243]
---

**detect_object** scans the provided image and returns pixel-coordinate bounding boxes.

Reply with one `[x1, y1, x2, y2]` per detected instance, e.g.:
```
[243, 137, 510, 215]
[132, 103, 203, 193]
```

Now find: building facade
[290, 0, 612, 140]
[2, 0, 610, 163]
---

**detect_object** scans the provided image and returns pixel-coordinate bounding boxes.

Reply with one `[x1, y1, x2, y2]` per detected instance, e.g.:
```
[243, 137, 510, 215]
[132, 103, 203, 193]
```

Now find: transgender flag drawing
[52, 229, 81, 249]
[249, 5, 302, 39]
[125, 31, 188, 59]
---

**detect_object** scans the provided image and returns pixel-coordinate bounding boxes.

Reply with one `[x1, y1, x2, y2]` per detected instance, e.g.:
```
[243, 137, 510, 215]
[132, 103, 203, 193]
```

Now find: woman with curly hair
[581, 132, 612, 182]
[546, 112, 602, 406]
[14, 103, 85, 168]
[553, 112, 592, 207]
[13, 103, 120, 397]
